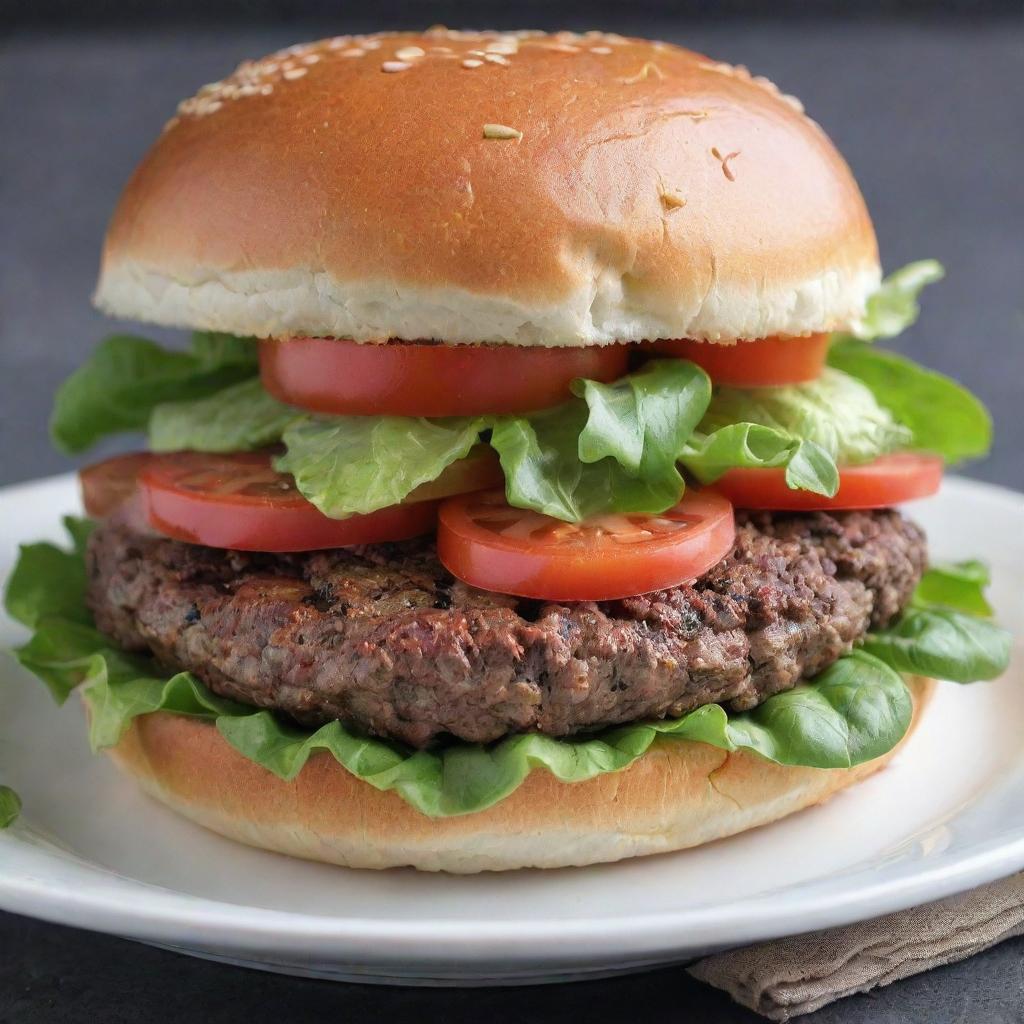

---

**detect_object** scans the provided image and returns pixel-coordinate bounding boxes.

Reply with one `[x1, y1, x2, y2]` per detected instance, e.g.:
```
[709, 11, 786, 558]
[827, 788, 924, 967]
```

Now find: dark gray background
[1, 10, 1023, 1024]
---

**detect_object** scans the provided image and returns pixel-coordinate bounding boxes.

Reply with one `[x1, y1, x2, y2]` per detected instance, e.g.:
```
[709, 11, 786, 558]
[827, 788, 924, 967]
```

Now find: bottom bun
[103, 675, 935, 873]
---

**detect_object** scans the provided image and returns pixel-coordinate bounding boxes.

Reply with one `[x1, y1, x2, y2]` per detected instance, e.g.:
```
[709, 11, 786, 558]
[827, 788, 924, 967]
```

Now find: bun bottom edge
[101, 675, 935, 873]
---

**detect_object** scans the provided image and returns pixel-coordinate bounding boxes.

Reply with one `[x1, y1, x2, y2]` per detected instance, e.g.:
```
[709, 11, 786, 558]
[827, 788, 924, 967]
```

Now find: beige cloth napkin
[687, 871, 1024, 1020]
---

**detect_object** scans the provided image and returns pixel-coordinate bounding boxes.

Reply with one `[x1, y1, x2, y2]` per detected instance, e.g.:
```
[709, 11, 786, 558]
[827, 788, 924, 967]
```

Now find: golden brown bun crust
[103, 675, 934, 873]
[95, 30, 879, 346]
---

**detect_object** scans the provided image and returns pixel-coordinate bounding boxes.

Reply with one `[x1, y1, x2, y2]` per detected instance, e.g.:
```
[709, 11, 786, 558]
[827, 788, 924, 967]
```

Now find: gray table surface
[1, 17, 1023, 1024]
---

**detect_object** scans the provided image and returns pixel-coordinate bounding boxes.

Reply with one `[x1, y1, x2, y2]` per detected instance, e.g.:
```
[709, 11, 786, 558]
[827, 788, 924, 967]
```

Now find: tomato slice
[259, 337, 630, 417]
[437, 489, 736, 601]
[80, 452, 156, 518]
[711, 453, 943, 510]
[139, 452, 438, 552]
[647, 334, 829, 386]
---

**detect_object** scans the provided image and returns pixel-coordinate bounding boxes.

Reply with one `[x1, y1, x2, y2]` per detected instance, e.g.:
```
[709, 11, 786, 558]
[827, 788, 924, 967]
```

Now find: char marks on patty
[86, 510, 926, 748]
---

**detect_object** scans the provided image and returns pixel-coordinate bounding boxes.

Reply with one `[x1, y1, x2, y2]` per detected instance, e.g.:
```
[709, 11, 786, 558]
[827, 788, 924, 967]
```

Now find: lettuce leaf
[0, 787, 20, 829]
[5, 519, 960, 818]
[276, 415, 488, 518]
[857, 563, 1009, 683]
[913, 562, 994, 618]
[4, 536, 93, 630]
[680, 424, 840, 497]
[13, 620, 117, 704]
[696, 369, 912, 466]
[843, 260, 945, 342]
[861, 607, 1010, 683]
[679, 260, 986, 487]
[70, 636, 914, 817]
[51, 333, 258, 454]
[827, 340, 992, 464]
[149, 378, 300, 453]
[573, 360, 711, 476]
[493, 360, 710, 521]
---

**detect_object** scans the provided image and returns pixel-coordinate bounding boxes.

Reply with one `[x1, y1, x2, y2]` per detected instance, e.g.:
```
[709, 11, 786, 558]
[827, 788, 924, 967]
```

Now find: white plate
[1, 473, 1022, 985]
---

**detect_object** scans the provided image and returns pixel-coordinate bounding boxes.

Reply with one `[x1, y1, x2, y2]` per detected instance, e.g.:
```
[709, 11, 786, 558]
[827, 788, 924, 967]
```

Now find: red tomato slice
[711, 453, 943, 510]
[648, 334, 829, 386]
[437, 489, 736, 601]
[259, 337, 630, 417]
[81, 448, 499, 518]
[138, 452, 438, 552]
[80, 452, 156, 518]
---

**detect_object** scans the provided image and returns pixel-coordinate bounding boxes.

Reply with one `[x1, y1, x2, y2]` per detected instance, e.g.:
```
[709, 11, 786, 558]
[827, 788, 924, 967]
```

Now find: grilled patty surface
[86, 510, 927, 748]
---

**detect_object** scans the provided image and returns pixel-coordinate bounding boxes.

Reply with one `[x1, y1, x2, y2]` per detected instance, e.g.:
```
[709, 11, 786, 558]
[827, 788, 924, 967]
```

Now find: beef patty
[86, 510, 926, 748]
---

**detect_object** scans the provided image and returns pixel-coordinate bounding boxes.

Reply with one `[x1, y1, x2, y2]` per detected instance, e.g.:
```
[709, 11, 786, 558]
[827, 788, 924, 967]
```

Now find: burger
[4, 29, 1010, 871]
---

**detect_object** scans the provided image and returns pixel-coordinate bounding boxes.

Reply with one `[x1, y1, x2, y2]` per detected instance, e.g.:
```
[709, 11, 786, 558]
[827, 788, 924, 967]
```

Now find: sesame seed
[711, 147, 741, 181]
[485, 41, 518, 55]
[302, 53, 321, 65]
[461, 59, 484, 68]
[362, 39, 382, 50]
[483, 123, 523, 141]
[283, 67, 308, 80]
[621, 61, 665, 84]
[381, 61, 411, 73]
[590, 46, 613, 54]
[395, 45, 425, 60]
[545, 43, 580, 53]
[484, 53, 510, 66]
[261, 84, 274, 95]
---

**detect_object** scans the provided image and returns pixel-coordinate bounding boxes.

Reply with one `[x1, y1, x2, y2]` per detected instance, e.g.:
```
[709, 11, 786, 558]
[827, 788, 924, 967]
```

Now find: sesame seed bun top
[94, 29, 880, 347]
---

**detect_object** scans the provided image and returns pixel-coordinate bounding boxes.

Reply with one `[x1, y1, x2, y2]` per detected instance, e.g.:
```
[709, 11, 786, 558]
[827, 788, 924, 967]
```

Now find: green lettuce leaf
[52, 332, 258, 454]
[12, 620, 116, 704]
[861, 607, 1010, 683]
[573, 360, 711, 476]
[492, 405, 676, 521]
[0, 786, 20, 829]
[276, 415, 488, 518]
[493, 360, 710, 522]
[134, 357, 714, 523]
[843, 260, 945, 342]
[75, 641, 913, 817]
[149, 378, 300, 453]
[827, 340, 992, 464]
[62, 515, 95, 556]
[715, 650, 912, 767]
[3, 538, 92, 630]
[681, 424, 839, 497]
[695, 368, 911, 465]
[913, 562, 994, 618]
[85, 671, 250, 751]
[5, 519, 950, 818]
